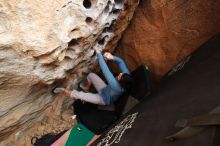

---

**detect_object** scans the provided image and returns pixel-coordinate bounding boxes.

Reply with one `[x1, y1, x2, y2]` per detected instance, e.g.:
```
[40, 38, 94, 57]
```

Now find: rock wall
[0, 0, 139, 144]
[115, 0, 220, 79]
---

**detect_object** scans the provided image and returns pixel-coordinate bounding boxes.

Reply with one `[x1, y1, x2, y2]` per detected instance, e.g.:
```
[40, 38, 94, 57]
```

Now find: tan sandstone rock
[0, 0, 139, 144]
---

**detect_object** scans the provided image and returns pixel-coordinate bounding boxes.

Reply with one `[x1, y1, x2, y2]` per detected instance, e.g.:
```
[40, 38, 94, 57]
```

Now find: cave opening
[68, 39, 78, 47]
[83, 0, 92, 9]
[104, 20, 115, 32]
[85, 17, 93, 24]
[111, 8, 120, 15]
[98, 37, 106, 45]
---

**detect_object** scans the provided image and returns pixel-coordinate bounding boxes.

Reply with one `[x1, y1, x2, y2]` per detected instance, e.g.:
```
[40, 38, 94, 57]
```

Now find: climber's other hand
[104, 52, 114, 60]
[94, 45, 101, 54]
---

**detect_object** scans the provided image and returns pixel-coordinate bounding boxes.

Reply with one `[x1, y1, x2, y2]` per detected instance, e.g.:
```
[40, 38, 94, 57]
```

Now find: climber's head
[118, 73, 134, 92]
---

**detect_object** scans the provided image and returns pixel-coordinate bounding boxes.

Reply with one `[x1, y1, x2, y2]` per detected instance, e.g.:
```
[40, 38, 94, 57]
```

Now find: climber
[53, 45, 133, 107]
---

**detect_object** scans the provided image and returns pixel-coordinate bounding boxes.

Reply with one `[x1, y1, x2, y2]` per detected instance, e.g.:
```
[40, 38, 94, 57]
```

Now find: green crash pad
[65, 124, 95, 146]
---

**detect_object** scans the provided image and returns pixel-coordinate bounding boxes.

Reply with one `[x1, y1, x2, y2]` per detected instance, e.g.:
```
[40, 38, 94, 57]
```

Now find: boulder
[0, 0, 139, 144]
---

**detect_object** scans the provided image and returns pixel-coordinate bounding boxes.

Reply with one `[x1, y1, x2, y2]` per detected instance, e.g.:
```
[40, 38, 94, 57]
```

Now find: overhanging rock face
[0, 0, 139, 143]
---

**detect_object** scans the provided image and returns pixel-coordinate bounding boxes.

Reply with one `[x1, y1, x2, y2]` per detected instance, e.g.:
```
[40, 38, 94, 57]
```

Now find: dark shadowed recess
[83, 0, 92, 9]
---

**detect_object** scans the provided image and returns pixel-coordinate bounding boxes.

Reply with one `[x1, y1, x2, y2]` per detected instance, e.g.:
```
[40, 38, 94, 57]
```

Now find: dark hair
[118, 73, 134, 92]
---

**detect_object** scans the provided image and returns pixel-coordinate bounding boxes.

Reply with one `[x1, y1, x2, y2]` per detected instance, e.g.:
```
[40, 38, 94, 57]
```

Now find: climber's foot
[53, 87, 65, 94]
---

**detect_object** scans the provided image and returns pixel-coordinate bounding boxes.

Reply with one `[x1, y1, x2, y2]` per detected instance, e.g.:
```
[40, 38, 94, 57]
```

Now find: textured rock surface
[0, 0, 139, 144]
[115, 0, 220, 79]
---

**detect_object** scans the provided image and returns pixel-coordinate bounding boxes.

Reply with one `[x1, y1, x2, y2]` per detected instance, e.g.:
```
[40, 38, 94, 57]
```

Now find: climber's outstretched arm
[94, 46, 121, 90]
[104, 52, 130, 74]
